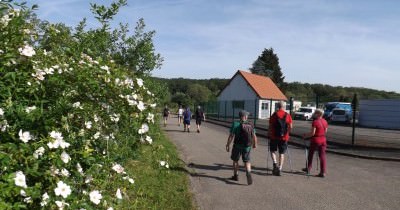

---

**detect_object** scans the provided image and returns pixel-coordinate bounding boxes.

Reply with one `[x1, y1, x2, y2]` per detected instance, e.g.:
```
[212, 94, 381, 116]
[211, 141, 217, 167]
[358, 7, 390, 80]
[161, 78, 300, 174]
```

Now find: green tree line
[157, 77, 400, 107]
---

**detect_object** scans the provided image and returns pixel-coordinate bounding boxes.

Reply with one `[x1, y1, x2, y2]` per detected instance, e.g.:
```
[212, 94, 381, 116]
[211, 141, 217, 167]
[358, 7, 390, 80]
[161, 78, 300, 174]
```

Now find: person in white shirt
[177, 105, 184, 126]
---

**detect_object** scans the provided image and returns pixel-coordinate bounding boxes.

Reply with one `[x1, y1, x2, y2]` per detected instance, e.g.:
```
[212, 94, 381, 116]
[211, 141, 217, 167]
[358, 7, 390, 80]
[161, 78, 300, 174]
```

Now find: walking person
[268, 101, 293, 176]
[226, 110, 258, 185]
[195, 106, 205, 133]
[177, 105, 184, 126]
[183, 106, 192, 132]
[163, 105, 170, 127]
[303, 109, 328, 177]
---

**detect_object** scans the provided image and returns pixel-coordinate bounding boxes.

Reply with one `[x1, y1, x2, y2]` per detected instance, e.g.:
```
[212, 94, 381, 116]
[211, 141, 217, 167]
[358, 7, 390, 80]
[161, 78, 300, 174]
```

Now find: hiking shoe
[246, 172, 253, 185]
[277, 169, 281, 176]
[187, 128, 190, 133]
[302, 168, 309, 174]
[317, 173, 326, 178]
[197, 129, 200, 133]
[272, 165, 279, 176]
[230, 175, 239, 181]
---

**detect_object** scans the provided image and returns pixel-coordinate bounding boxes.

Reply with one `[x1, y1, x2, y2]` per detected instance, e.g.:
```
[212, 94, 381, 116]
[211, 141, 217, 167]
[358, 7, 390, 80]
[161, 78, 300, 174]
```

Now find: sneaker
[187, 128, 190, 133]
[277, 169, 281, 176]
[230, 175, 239, 181]
[197, 129, 200, 133]
[246, 172, 253, 185]
[317, 173, 325, 178]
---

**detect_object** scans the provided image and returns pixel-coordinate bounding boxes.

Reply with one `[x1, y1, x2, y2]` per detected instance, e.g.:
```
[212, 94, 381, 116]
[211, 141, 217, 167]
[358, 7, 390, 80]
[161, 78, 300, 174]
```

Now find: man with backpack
[183, 106, 192, 132]
[268, 101, 293, 176]
[163, 105, 170, 127]
[195, 105, 205, 133]
[226, 110, 258, 185]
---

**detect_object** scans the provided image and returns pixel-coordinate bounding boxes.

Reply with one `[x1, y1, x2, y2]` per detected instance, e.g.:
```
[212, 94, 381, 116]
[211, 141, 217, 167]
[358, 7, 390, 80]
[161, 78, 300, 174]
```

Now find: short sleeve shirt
[230, 120, 256, 146]
[311, 118, 328, 144]
[269, 109, 292, 141]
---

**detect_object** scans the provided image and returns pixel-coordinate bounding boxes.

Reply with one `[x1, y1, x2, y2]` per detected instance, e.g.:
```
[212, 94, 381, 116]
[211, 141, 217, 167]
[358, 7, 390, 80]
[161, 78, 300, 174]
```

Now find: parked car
[331, 108, 359, 124]
[294, 107, 316, 120]
[323, 102, 352, 121]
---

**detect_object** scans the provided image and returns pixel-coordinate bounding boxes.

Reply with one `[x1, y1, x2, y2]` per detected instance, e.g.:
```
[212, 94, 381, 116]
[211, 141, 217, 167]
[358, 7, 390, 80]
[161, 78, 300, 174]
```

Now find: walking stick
[266, 138, 270, 175]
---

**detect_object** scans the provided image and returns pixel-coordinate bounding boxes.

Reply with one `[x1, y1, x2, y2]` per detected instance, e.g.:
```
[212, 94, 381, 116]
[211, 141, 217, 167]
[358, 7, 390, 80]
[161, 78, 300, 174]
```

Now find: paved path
[163, 120, 400, 210]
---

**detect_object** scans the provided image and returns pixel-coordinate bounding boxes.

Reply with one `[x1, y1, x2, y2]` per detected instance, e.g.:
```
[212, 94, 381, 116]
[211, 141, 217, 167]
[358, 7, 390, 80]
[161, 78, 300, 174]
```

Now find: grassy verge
[120, 126, 196, 210]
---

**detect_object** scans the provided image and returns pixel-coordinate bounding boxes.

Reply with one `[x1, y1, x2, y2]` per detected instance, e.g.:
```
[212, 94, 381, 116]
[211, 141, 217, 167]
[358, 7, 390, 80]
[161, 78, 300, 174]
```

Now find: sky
[27, 0, 400, 93]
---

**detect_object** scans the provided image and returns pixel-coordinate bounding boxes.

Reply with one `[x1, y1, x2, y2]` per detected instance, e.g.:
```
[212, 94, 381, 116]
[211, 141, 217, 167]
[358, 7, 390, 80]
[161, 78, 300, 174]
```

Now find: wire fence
[200, 96, 400, 149]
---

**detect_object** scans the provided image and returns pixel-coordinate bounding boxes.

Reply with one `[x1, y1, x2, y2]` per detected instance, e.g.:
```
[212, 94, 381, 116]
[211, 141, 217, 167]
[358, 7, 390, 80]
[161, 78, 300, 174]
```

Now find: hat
[239, 110, 249, 117]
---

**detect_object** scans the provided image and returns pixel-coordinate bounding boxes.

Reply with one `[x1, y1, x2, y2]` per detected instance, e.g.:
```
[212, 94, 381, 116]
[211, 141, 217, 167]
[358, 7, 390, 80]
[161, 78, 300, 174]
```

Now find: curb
[205, 119, 400, 162]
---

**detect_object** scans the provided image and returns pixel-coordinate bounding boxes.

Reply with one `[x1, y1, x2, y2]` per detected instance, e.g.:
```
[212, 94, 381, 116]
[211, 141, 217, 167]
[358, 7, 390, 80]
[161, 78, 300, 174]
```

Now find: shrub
[0, 1, 163, 209]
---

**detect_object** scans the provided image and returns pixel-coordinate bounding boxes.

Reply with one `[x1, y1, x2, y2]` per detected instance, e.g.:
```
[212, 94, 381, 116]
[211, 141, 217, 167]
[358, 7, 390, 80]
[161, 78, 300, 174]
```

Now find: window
[261, 102, 269, 110]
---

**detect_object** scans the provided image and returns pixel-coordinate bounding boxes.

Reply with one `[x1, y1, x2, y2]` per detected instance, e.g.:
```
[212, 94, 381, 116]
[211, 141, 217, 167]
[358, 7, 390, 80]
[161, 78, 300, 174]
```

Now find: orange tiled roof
[238, 70, 287, 100]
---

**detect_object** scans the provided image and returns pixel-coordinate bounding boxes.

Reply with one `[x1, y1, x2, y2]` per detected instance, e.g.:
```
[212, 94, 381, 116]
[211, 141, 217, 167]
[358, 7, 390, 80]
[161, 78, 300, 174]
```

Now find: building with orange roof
[217, 70, 288, 119]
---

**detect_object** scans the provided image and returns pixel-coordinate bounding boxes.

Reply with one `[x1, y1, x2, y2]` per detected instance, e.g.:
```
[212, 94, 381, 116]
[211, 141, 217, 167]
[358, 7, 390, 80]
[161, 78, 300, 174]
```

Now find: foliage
[187, 84, 212, 106]
[123, 126, 195, 209]
[250, 48, 285, 89]
[0, 1, 169, 209]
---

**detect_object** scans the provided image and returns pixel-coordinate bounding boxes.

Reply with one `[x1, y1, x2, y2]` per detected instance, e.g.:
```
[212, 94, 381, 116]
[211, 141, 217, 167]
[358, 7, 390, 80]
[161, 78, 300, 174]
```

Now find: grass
[119, 125, 196, 210]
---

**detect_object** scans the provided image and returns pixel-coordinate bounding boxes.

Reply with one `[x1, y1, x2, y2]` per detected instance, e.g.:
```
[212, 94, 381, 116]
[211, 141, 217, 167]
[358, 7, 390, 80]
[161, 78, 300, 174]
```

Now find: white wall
[218, 74, 257, 101]
[359, 99, 400, 129]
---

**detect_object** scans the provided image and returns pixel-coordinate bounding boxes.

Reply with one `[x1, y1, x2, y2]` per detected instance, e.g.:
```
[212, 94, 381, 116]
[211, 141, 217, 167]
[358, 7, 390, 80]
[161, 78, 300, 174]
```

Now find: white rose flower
[136, 78, 144, 87]
[25, 106, 37, 113]
[19, 130, 33, 143]
[76, 163, 84, 175]
[54, 181, 72, 198]
[137, 101, 145, 111]
[138, 123, 149, 135]
[72, 102, 82, 109]
[55, 200, 69, 209]
[145, 136, 153, 144]
[14, 171, 27, 188]
[89, 190, 102, 205]
[60, 151, 71, 164]
[61, 168, 70, 177]
[40, 192, 50, 206]
[116, 188, 122, 199]
[20, 189, 26, 196]
[93, 132, 101, 139]
[23, 197, 32, 203]
[85, 121, 92, 129]
[112, 164, 124, 174]
[33, 147, 45, 159]
[147, 113, 154, 123]
[18, 45, 36, 57]
[110, 113, 120, 122]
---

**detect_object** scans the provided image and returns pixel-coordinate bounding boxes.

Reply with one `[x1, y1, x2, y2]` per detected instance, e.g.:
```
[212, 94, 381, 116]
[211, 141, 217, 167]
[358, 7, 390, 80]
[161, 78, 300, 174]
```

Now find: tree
[187, 84, 212, 105]
[250, 48, 285, 89]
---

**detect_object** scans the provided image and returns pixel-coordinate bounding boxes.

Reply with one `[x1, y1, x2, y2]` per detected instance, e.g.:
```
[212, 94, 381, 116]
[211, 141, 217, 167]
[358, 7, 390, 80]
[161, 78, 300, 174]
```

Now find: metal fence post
[289, 97, 294, 115]
[351, 94, 358, 146]
[254, 99, 257, 125]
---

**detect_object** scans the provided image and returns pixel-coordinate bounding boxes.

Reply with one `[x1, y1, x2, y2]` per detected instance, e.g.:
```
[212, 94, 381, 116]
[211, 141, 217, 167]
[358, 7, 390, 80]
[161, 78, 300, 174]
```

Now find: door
[260, 102, 269, 119]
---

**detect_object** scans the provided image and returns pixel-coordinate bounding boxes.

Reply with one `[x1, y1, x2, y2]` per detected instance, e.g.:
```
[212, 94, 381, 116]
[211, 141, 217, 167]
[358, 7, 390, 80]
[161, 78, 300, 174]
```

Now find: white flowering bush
[0, 1, 165, 209]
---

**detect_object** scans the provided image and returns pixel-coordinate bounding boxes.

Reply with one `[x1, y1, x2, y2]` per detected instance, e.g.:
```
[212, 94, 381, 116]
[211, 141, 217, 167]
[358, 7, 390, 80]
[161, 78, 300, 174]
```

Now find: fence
[200, 95, 400, 149]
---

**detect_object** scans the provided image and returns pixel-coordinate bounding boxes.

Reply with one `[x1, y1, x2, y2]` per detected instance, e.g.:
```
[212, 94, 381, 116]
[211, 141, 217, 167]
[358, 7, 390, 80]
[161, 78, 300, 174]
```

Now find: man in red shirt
[268, 101, 293, 176]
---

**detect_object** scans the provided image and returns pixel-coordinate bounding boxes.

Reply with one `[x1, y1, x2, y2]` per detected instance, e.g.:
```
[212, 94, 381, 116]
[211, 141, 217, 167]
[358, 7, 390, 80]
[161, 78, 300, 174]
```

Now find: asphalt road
[163, 120, 400, 210]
